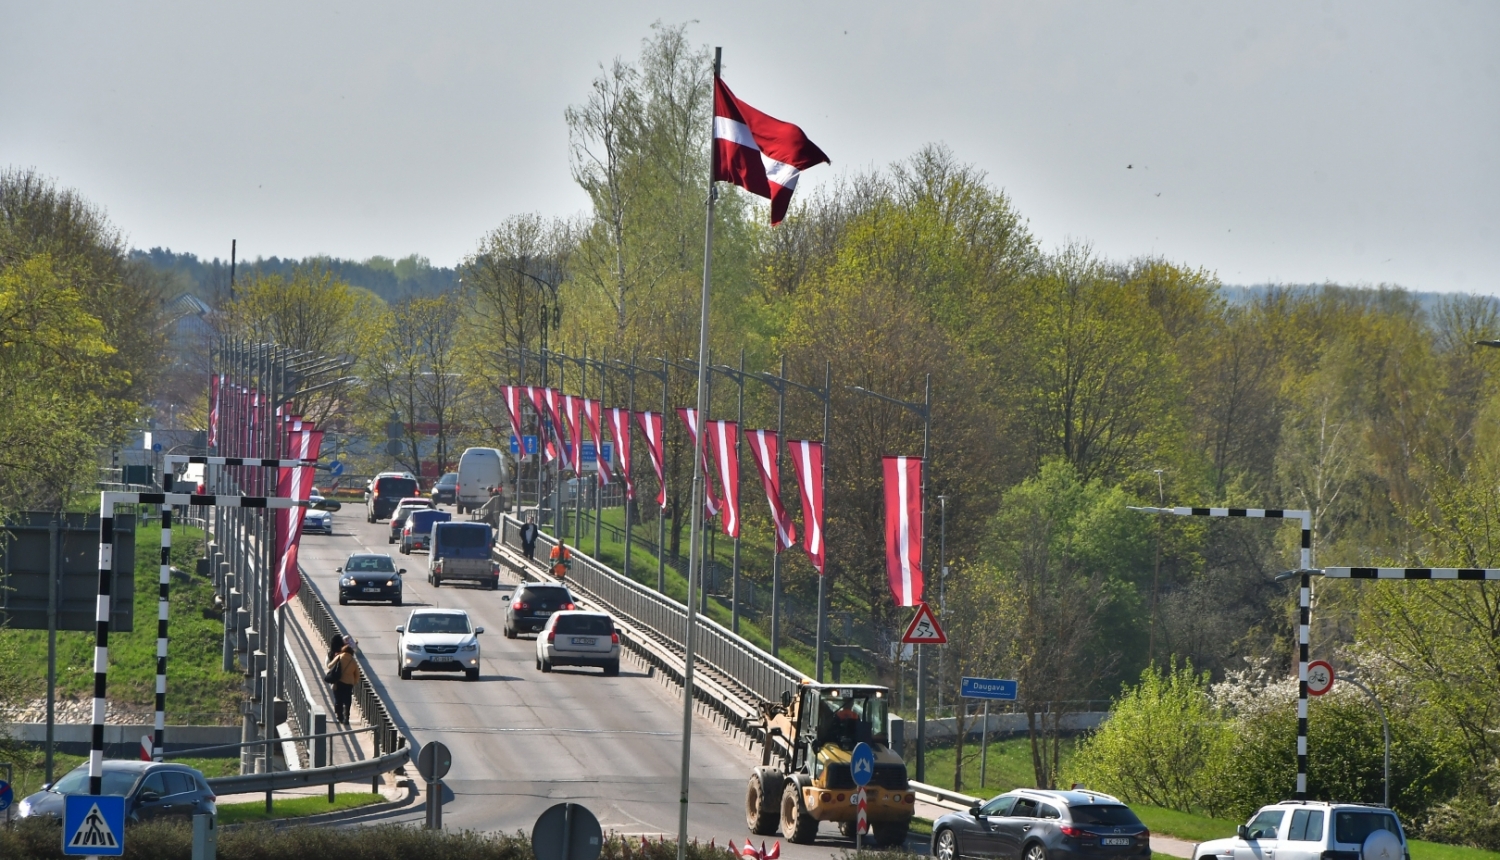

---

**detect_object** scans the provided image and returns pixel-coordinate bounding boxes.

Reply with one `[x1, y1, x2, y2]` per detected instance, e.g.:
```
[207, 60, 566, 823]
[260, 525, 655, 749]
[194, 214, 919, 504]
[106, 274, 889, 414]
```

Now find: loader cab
[791, 684, 889, 769]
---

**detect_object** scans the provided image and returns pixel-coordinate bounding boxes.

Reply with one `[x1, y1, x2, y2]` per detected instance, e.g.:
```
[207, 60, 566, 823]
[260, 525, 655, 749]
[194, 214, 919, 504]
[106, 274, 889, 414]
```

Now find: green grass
[1131, 806, 1500, 860]
[0, 749, 240, 799]
[216, 791, 385, 824]
[916, 736, 1081, 797]
[0, 520, 241, 723]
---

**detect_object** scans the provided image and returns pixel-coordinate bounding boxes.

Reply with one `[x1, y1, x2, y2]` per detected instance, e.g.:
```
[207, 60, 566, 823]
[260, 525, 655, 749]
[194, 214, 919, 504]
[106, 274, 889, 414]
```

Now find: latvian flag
[713, 77, 829, 225]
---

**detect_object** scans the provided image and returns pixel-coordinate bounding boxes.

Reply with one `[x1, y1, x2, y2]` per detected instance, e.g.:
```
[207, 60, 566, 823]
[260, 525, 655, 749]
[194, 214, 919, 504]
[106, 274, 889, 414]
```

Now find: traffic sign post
[63, 794, 125, 856]
[1307, 660, 1335, 696]
[901, 602, 947, 644]
[417, 741, 452, 829]
[960, 678, 1018, 788]
[850, 742, 874, 850]
[532, 802, 603, 860]
[0, 767, 13, 824]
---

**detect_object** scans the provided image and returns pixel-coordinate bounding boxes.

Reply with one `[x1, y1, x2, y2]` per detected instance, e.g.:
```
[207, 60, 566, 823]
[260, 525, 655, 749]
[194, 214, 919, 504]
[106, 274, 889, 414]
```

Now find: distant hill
[1220, 283, 1498, 314]
[132, 248, 460, 304]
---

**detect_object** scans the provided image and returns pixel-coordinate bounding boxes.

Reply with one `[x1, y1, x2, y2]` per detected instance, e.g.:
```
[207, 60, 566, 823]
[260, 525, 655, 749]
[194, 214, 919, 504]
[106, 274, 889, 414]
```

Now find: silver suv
[1195, 802, 1408, 860]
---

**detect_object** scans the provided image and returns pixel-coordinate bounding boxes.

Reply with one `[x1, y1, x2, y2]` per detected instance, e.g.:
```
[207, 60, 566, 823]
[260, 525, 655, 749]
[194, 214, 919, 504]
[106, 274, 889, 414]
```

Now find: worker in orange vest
[550, 539, 572, 580]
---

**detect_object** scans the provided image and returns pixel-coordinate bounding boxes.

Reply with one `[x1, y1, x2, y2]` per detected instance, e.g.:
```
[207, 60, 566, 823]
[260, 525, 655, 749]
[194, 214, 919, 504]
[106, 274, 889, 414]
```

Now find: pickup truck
[429, 521, 500, 589]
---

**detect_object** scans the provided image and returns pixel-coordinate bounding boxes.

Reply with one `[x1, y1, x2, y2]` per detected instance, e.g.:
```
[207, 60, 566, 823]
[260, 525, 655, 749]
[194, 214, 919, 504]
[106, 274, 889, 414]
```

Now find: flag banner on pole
[528, 386, 559, 462]
[787, 439, 825, 574]
[563, 394, 584, 475]
[677, 407, 720, 516]
[746, 429, 796, 551]
[638, 410, 667, 510]
[609, 407, 634, 500]
[709, 420, 740, 537]
[503, 386, 526, 454]
[713, 77, 830, 226]
[273, 424, 323, 609]
[583, 399, 612, 485]
[543, 388, 569, 464]
[208, 374, 221, 448]
[882, 455, 924, 607]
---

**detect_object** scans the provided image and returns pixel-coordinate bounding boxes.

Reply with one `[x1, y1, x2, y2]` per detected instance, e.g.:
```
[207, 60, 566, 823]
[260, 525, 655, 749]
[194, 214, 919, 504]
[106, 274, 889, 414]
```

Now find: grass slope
[917, 736, 1081, 798]
[216, 792, 384, 825]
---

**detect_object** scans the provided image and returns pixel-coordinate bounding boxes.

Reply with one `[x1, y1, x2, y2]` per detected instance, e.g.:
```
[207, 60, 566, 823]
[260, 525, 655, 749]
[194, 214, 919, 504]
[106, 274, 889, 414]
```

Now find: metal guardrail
[279, 623, 328, 769]
[910, 780, 982, 811]
[297, 571, 407, 757]
[205, 746, 409, 796]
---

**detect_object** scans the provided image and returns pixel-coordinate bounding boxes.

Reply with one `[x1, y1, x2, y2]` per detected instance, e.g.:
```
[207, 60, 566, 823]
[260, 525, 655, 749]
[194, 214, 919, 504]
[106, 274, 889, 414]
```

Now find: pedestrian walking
[520, 516, 539, 561]
[325, 641, 359, 724]
[326, 633, 345, 661]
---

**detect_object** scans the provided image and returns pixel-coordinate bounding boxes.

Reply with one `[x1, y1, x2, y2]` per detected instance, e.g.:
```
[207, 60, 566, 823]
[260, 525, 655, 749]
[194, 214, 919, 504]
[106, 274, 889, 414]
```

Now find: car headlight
[18, 798, 32, 816]
[461, 641, 477, 652]
[341, 577, 354, 586]
[386, 580, 395, 586]
[405, 642, 422, 652]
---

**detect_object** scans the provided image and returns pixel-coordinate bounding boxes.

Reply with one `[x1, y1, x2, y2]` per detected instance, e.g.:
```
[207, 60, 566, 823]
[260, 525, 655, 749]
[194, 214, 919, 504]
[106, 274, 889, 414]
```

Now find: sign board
[0, 779, 12, 812]
[532, 802, 603, 860]
[0, 513, 135, 632]
[961, 677, 1018, 700]
[510, 435, 540, 457]
[416, 741, 452, 781]
[901, 602, 947, 644]
[849, 742, 875, 787]
[329, 460, 345, 477]
[63, 794, 125, 856]
[1307, 660, 1335, 696]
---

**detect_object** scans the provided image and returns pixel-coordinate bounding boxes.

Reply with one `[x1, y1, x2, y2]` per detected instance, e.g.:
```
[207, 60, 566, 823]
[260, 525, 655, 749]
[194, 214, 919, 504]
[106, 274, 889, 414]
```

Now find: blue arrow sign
[0, 779, 12, 811]
[850, 741, 875, 787]
[960, 677, 1018, 700]
[511, 435, 539, 456]
[63, 794, 125, 856]
[328, 459, 344, 476]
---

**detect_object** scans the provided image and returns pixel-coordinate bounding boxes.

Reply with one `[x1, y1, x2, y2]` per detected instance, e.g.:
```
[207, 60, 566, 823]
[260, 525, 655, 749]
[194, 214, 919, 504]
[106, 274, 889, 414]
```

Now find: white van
[455, 447, 507, 514]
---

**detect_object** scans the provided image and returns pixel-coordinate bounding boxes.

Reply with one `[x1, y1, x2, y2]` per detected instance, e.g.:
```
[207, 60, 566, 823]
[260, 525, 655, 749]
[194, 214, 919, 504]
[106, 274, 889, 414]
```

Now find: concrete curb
[221, 779, 419, 831]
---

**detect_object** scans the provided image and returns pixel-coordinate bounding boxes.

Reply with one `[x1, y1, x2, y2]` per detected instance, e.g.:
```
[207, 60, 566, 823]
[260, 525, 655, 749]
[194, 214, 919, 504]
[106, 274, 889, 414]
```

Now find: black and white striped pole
[90, 490, 308, 795]
[1129, 505, 1313, 799]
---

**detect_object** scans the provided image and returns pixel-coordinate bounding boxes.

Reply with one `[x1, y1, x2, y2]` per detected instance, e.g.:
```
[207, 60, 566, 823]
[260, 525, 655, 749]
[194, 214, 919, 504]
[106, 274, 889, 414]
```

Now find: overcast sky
[3, 2, 1496, 293]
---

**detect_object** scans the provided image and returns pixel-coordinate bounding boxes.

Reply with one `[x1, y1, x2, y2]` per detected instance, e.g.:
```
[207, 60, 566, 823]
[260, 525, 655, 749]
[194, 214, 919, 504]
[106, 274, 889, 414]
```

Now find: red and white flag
[544, 388, 570, 464]
[503, 386, 526, 454]
[527, 386, 559, 462]
[208, 374, 221, 448]
[708, 420, 740, 537]
[563, 394, 584, 474]
[882, 455, 924, 607]
[273, 424, 323, 610]
[677, 407, 720, 516]
[787, 439, 825, 574]
[582, 399, 612, 485]
[713, 77, 830, 226]
[609, 407, 634, 501]
[746, 429, 796, 551]
[637, 411, 666, 510]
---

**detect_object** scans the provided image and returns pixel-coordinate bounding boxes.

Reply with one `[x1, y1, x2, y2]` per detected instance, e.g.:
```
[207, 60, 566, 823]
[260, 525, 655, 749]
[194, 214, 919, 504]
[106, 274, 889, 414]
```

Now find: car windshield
[408, 614, 471, 634]
[437, 525, 491, 548]
[347, 556, 396, 572]
[375, 478, 418, 496]
[1335, 811, 1400, 845]
[554, 615, 612, 635]
[437, 474, 457, 486]
[1069, 805, 1143, 826]
[522, 586, 571, 603]
[52, 766, 138, 797]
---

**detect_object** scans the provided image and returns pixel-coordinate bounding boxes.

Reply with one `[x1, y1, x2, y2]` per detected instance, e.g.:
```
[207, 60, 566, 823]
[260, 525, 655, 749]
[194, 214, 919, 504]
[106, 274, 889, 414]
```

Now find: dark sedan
[17, 760, 216, 824]
[338, 553, 405, 605]
[431, 472, 458, 505]
[932, 789, 1150, 860]
[504, 583, 577, 637]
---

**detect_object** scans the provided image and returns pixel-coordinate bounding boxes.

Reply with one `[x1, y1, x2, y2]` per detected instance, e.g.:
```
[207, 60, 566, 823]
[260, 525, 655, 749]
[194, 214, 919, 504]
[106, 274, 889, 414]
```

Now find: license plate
[363, 587, 382, 592]
[430, 655, 453, 662]
[537, 610, 554, 617]
[570, 637, 596, 646]
[1102, 838, 1132, 846]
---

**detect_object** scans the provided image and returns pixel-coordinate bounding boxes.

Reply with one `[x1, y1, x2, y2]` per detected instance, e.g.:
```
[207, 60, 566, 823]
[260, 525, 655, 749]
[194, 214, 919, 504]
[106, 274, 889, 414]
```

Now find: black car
[504, 583, 577, 637]
[365, 473, 420, 521]
[432, 472, 458, 505]
[338, 553, 405, 605]
[17, 760, 216, 824]
[932, 789, 1150, 860]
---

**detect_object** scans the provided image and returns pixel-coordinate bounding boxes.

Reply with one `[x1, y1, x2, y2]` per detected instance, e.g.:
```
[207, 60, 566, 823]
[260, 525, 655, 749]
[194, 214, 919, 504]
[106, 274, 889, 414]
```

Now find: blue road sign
[960, 677, 1018, 701]
[63, 794, 125, 856]
[0, 779, 12, 811]
[329, 459, 344, 477]
[581, 441, 597, 464]
[850, 742, 875, 787]
[151, 442, 162, 452]
[510, 435, 539, 456]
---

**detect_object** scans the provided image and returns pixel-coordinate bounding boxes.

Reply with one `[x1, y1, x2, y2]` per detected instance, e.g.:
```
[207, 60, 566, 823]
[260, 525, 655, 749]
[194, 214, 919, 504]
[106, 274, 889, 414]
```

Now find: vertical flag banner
[208, 374, 221, 448]
[273, 425, 323, 609]
[583, 399, 612, 484]
[543, 388, 569, 463]
[882, 456, 924, 607]
[676, 407, 720, 516]
[746, 429, 796, 551]
[503, 386, 525, 453]
[638, 410, 667, 510]
[563, 395, 584, 475]
[713, 77, 831, 225]
[528, 386, 559, 462]
[709, 420, 740, 537]
[787, 439, 825, 574]
[608, 407, 634, 500]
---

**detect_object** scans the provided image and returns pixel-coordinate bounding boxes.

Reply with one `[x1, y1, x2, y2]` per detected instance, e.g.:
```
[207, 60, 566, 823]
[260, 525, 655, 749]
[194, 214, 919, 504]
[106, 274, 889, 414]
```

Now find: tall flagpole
[678, 45, 721, 860]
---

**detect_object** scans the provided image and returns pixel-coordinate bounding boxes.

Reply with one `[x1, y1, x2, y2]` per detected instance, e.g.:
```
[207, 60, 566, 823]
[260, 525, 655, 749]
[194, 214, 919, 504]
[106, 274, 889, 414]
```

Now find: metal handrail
[278, 608, 328, 768]
[297, 572, 407, 756]
[205, 746, 409, 796]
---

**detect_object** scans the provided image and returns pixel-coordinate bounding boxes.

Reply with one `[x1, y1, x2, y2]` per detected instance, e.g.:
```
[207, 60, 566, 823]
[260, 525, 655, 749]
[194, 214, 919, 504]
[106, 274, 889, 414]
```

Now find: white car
[396, 608, 483, 681]
[1194, 802, 1408, 860]
[535, 611, 620, 676]
[303, 508, 333, 535]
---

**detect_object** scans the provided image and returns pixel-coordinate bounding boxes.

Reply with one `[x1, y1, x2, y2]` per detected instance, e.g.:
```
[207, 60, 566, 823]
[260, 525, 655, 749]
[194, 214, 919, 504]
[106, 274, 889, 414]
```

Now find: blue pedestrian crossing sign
[850, 742, 875, 787]
[63, 794, 125, 855]
[0, 779, 12, 811]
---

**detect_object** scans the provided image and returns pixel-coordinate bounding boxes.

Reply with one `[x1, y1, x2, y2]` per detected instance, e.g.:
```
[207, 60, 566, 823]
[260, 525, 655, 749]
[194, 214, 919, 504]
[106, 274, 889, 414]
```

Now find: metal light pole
[937, 495, 947, 713]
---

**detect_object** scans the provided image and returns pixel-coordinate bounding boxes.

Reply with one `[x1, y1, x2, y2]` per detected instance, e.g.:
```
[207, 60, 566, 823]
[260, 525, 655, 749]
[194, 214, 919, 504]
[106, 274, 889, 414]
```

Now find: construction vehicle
[746, 681, 915, 846]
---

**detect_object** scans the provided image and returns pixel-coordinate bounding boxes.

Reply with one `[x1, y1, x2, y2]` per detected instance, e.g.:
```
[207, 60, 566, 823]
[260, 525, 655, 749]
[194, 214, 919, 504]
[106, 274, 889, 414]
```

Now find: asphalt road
[297, 504, 866, 856]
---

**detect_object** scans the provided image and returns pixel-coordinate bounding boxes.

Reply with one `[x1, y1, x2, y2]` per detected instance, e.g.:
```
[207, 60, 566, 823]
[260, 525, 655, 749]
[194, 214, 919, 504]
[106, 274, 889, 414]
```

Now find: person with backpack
[325, 641, 359, 724]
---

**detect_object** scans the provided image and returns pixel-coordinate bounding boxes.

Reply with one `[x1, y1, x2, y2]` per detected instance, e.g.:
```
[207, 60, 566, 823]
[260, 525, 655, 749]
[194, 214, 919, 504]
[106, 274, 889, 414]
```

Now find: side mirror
[1237, 825, 1251, 840]
[40, 781, 52, 792]
[398, 569, 407, 575]
[138, 790, 161, 804]
[335, 567, 343, 573]
[780, 691, 793, 708]
[475, 627, 485, 634]
[395, 625, 405, 634]
[970, 805, 984, 818]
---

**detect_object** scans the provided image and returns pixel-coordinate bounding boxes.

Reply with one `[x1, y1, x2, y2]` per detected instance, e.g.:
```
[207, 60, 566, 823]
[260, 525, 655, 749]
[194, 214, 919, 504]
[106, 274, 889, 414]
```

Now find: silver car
[535, 611, 620, 675]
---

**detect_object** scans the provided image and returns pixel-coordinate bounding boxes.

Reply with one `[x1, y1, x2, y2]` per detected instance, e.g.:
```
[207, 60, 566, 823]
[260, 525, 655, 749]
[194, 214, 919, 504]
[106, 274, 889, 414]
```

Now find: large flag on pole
[882, 456, 924, 607]
[746, 429, 796, 551]
[713, 77, 830, 225]
[787, 439, 825, 574]
[503, 386, 525, 455]
[528, 386, 559, 462]
[638, 411, 667, 510]
[609, 407, 634, 501]
[543, 388, 569, 464]
[563, 394, 584, 475]
[708, 420, 740, 537]
[677, 407, 720, 516]
[583, 399, 612, 485]
[273, 423, 323, 610]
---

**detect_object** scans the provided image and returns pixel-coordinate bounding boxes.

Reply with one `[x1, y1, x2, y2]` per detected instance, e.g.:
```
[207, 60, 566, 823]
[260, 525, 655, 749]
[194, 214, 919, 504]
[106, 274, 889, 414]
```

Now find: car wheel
[465, 668, 479, 681]
[338, 594, 348, 606]
[873, 820, 910, 848]
[1025, 842, 1048, 860]
[780, 780, 818, 844]
[541, 657, 553, 673]
[399, 667, 412, 680]
[604, 660, 620, 677]
[392, 596, 402, 607]
[934, 828, 958, 860]
[505, 625, 516, 640]
[433, 576, 441, 588]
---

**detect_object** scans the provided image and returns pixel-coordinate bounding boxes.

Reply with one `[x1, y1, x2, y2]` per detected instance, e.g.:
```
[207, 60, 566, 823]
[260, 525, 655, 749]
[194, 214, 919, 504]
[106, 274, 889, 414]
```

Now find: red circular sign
[1307, 660, 1336, 696]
